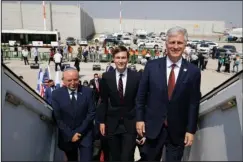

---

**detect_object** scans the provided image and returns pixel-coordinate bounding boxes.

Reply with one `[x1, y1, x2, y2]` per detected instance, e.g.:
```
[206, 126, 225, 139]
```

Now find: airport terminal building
[2, 1, 95, 41]
[2, 1, 226, 41]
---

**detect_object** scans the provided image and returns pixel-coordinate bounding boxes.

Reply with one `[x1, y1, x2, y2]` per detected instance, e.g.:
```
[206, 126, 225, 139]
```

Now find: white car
[93, 34, 107, 43]
[197, 44, 211, 54]
[190, 40, 201, 46]
[206, 42, 219, 49]
[121, 37, 132, 45]
[138, 40, 163, 49]
[78, 38, 88, 46]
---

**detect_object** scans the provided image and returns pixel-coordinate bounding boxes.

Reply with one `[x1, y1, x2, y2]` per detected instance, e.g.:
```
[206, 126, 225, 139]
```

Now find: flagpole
[43, 1, 47, 31]
[119, 1, 122, 32]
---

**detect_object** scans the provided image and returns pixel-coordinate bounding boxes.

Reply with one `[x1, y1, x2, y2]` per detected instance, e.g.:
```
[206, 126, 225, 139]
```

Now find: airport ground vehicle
[1, 29, 60, 47]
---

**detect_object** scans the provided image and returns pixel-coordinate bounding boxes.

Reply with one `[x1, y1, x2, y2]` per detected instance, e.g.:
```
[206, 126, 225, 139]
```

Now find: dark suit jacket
[106, 65, 114, 72]
[136, 57, 201, 145]
[44, 87, 56, 105]
[52, 86, 96, 151]
[89, 78, 101, 101]
[98, 69, 140, 135]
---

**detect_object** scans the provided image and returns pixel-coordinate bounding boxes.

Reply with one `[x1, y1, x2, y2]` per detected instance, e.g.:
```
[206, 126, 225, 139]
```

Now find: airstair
[1, 63, 242, 161]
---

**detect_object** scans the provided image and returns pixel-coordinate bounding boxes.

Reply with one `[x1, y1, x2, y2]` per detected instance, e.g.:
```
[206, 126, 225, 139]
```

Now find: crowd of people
[39, 26, 202, 162]
[183, 44, 241, 73]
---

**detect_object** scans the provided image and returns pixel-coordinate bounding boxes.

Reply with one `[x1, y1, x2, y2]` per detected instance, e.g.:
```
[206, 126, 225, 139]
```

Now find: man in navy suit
[105, 62, 114, 72]
[136, 26, 201, 161]
[52, 67, 96, 162]
[44, 79, 58, 105]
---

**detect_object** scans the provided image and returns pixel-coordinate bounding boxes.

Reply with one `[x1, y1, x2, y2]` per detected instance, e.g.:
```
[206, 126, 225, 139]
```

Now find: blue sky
[21, 1, 242, 28]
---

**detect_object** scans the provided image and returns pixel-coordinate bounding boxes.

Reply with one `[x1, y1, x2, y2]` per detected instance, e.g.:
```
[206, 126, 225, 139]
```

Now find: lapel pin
[183, 69, 187, 72]
[79, 92, 82, 95]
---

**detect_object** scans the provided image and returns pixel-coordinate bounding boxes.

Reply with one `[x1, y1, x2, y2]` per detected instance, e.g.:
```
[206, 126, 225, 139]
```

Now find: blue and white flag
[36, 68, 43, 93]
[55, 71, 61, 89]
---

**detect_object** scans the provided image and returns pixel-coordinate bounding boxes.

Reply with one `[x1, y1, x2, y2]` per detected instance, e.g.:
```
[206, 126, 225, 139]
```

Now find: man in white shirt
[98, 46, 141, 161]
[136, 26, 201, 161]
[54, 50, 63, 71]
[22, 47, 29, 65]
[32, 47, 39, 64]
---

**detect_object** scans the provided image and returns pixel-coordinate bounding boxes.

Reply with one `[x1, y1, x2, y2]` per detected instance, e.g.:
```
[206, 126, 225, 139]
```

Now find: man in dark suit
[52, 67, 96, 162]
[98, 46, 140, 161]
[44, 80, 56, 105]
[105, 62, 114, 72]
[89, 73, 101, 106]
[136, 26, 201, 161]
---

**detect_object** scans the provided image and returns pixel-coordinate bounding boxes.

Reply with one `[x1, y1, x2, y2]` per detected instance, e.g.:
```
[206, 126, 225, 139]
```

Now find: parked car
[78, 38, 88, 46]
[205, 42, 219, 49]
[222, 45, 237, 53]
[121, 37, 132, 45]
[138, 40, 163, 49]
[197, 44, 211, 54]
[66, 37, 76, 46]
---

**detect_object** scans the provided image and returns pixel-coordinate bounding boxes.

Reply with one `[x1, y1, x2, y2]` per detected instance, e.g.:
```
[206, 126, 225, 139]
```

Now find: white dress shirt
[22, 50, 28, 57]
[68, 89, 78, 100]
[115, 68, 127, 95]
[166, 56, 182, 85]
[54, 52, 62, 63]
[32, 48, 38, 57]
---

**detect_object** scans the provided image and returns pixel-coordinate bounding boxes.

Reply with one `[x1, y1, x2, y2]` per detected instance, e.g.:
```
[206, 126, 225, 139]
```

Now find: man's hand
[71, 133, 81, 142]
[136, 137, 146, 145]
[100, 123, 105, 136]
[184, 132, 194, 147]
[136, 121, 145, 137]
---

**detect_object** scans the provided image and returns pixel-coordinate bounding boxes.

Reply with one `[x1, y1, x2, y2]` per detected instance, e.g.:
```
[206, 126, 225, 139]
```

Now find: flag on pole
[36, 68, 43, 93]
[55, 71, 61, 89]
[39, 68, 50, 97]
[47, 65, 52, 79]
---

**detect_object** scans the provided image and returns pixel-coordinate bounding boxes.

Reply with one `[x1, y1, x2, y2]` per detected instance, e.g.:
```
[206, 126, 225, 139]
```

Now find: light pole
[42, 1, 47, 31]
[119, 1, 122, 32]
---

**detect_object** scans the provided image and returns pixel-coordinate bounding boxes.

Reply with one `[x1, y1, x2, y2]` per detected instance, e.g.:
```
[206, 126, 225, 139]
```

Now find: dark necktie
[164, 64, 176, 127]
[118, 73, 124, 103]
[168, 64, 176, 100]
[71, 91, 77, 108]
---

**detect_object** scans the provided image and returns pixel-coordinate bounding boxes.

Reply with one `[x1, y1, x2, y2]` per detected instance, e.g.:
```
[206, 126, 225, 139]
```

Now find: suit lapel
[63, 87, 71, 103]
[159, 57, 168, 100]
[110, 71, 120, 99]
[171, 59, 188, 100]
[124, 69, 132, 99]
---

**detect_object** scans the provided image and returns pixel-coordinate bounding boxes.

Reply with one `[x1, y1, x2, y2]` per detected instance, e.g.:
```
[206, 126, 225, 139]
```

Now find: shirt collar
[68, 88, 78, 95]
[116, 68, 128, 77]
[166, 56, 182, 68]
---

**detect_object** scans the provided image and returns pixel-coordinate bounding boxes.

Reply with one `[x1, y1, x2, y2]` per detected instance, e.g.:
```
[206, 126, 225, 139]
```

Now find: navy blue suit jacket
[52, 86, 96, 151]
[106, 65, 114, 72]
[136, 57, 201, 145]
[44, 87, 53, 105]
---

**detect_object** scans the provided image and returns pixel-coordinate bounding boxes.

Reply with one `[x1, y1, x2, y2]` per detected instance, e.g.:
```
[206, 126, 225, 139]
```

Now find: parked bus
[1, 29, 61, 47]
